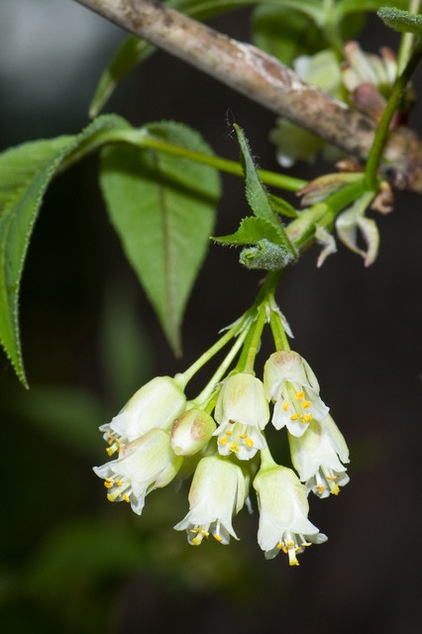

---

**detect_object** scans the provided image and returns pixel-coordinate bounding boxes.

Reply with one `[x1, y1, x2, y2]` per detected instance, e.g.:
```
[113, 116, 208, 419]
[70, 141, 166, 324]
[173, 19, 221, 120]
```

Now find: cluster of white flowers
[94, 350, 349, 565]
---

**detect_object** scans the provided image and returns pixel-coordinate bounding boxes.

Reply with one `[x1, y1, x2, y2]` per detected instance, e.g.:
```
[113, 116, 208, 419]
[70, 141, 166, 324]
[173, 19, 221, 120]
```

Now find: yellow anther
[303, 414, 313, 422]
[226, 430, 233, 436]
[106, 493, 116, 503]
[276, 541, 285, 550]
[290, 413, 299, 421]
[245, 437, 254, 448]
[296, 391, 305, 399]
[329, 482, 340, 496]
[192, 537, 201, 546]
[219, 436, 228, 445]
[283, 402, 290, 411]
[123, 494, 130, 503]
[239, 433, 247, 439]
[229, 441, 239, 453]
[301, 400, 311, 409]
[315, 484, 325, 496]
[213, 533, 223, 543]
[115, 479, 122, 487]
[104, 480, 113, 489]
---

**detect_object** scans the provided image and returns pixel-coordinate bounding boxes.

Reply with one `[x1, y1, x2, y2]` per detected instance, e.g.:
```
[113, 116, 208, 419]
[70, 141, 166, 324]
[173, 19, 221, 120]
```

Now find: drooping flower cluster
[94, 312, 350, 566]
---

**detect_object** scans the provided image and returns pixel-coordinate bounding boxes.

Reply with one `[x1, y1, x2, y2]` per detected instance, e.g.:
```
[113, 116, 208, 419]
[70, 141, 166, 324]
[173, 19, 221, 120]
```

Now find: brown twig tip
[75, 0, 422, 194]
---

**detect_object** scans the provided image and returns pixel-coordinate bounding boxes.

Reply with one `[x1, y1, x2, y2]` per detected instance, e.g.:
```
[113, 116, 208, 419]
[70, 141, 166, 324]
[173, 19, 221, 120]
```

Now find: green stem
[139, 133, 306, 192]
[192, 323, 250, 406]
[287, 178, 366, 250]
[237, 302, 268, 374]
[182, 315, 247, 385]
[268, 295, 291, 351]
[397, 0, 421, 73]
[365, 37, 422, 191]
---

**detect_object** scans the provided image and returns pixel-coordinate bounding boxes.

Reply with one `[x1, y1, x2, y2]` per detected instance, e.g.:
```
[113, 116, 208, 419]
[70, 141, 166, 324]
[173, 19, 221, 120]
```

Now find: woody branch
[75, 0, 422, 194]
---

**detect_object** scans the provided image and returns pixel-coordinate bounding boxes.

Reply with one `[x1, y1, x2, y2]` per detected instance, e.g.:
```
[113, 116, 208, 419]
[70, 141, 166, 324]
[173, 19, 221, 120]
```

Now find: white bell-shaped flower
[264, 351, 329, 437]
[253, 463, 327, 564]
[93, 428, 183, 515]
[174, 454, 249, 545]
[214, 373, 269, 460]
[100, 375, 186, 455]
[289, 415, 350, 498]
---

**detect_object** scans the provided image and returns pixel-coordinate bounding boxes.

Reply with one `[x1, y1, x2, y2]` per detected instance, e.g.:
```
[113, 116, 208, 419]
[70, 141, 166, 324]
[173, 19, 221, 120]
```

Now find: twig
[75, 0, 422, 194]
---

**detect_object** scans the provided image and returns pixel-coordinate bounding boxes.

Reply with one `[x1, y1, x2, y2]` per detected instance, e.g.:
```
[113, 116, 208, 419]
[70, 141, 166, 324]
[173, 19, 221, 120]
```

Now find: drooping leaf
[377, 6, 422, 35]
[0, 114, 130, 386]
[99, 121, 221, 355]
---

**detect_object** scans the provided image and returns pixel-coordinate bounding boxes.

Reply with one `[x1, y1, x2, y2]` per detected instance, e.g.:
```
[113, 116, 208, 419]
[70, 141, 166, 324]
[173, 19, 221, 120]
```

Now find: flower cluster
[94, 314, 350, 566]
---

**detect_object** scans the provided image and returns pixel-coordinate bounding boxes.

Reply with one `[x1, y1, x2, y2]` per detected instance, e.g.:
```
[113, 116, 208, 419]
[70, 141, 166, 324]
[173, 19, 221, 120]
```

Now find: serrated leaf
[0, 114, 131, 386]
[213, 216, 285, 246]
[233, 124, 297, 260]
[99, 121, 220, 355]
[377, 6, 422, 35]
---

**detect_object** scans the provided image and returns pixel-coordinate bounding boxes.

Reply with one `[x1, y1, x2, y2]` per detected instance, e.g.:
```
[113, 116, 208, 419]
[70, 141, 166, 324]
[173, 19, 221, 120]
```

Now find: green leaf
[213, 216, 286, 246]
[0, 114, 131, 386]
[267, 194, 298, 218]
[233, 124, 297, 259]
[99, 121, 221, 355]
[377, 6, 422, 34]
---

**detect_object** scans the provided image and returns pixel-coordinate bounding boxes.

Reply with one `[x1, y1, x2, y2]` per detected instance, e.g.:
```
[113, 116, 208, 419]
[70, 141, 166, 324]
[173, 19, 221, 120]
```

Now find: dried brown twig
[76, 0, 422, 194]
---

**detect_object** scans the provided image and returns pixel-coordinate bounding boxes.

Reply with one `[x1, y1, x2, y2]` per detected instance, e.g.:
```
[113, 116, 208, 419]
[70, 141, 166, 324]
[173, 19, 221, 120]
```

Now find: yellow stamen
[219, 436, 228, 445]
[104, 480, 113, 489]
[283, 402, 290, 411]
[123, 494, 130, 503]
[213, 533, 223, 543]
[229, 441, 239, 453]
[303, 414, 313, 422]
[245, 437, 254, 448]
[296, 391, 305, 399]
[315, 484, 325, 496]
[290, 413, 299, 421]
[301, 400, 311, 409]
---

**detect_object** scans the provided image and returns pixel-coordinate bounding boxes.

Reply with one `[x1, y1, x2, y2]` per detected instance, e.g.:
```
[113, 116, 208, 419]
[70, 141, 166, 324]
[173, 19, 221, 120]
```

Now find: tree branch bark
[76, 0, 422, 194]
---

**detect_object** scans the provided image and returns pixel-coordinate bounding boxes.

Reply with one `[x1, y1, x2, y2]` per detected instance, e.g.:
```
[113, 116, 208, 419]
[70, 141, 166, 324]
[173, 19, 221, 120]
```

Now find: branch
[75, 0, 422, 194]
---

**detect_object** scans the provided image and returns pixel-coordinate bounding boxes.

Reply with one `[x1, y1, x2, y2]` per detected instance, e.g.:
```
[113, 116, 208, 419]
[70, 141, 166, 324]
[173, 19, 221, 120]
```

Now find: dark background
[1, 2, 421, 633]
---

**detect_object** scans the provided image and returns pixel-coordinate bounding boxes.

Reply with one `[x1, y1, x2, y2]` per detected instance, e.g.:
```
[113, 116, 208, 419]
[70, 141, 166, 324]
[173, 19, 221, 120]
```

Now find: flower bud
[171, 409, 216, 456]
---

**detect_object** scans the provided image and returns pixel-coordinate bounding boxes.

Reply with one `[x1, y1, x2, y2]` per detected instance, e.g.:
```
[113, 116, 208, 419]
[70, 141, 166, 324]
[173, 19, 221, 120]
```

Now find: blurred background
[1, 1, 422, 632]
